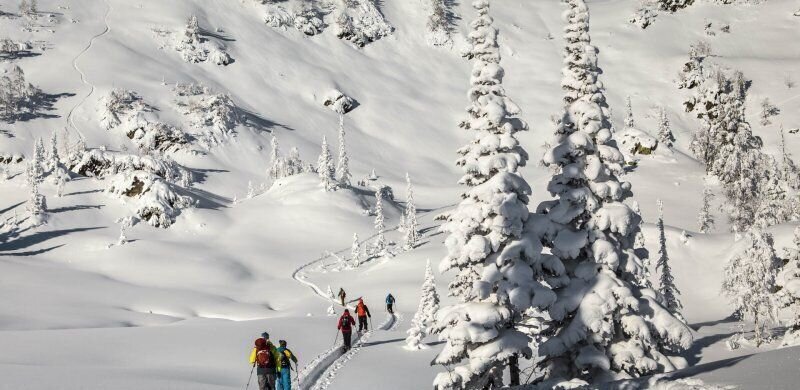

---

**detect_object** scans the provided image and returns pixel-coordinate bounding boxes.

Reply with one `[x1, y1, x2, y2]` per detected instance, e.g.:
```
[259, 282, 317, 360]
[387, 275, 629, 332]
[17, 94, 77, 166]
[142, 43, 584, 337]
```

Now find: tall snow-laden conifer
[779, 125, 800, 190]
[351, 233, 361, 267]
[403, 173, 419, 250]
[433, 1, 556, 389]
[26, 139, 47, 225]
[335, 115, 351, 187]
[722, 219, 779, 347]
[317, 135, 335, 191]
[624, 96, 635, 128]
[373, 189, 387, 256]
[657, 107, 673, 147]
[268, 136, 281, 180]
[656, 199, 683, 320]
[407, 259, 442, 350]
[534, 0, 691, 385]
[778, 227, 800, 337]
[698, 184, 715, 233]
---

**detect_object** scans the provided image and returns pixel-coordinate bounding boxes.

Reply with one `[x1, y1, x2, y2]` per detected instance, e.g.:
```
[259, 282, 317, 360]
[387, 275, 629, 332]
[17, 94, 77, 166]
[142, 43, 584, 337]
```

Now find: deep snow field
[1, 0, 800, 389]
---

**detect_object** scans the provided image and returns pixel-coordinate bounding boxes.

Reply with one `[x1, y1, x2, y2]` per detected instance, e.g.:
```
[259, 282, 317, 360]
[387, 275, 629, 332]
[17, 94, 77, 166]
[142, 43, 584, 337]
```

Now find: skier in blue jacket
[385, 293, 395, 313]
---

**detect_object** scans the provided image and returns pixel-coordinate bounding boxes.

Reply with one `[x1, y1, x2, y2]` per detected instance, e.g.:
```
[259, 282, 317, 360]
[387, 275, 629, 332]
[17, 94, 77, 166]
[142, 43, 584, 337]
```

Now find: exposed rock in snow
[618, 127, 658, 156]
[321, 89, 355, 114]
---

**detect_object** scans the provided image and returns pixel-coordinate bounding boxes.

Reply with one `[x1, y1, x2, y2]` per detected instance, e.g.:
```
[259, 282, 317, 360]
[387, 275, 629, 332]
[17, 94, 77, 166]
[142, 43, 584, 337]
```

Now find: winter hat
[261, 332, 269, 339]
[279, 340, 287, 347]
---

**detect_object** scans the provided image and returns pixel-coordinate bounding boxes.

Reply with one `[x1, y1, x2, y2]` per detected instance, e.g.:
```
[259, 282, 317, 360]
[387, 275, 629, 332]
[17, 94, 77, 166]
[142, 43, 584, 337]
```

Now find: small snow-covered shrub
[321, 89, 355, 114]
[174, 84, 242, 147]
[174, 15, 232, 66]
[106, 171, 194, 228]
[334, 0, 393, 47]
[126, 121, 187, 153]
[293, 5, 324, 36]
[630, 0, 658, 29]
[99, 89, 187, 153]
[68, 149, 191, 185]
[99, 89, 149, 130]
[264, 5, 293, 28]
[0, 65, 43, 123]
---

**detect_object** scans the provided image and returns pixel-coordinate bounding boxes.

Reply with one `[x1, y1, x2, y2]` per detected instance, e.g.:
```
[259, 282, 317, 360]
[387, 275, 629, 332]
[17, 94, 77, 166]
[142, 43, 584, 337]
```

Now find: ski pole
[294, 363, 301, 389]
[333, 330, 339, 347]
[245, 364, 255, 390]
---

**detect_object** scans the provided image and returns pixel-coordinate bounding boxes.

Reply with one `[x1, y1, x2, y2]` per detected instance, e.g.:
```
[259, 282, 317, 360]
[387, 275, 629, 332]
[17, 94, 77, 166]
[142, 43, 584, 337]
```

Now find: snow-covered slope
[2, 0, 800, 389]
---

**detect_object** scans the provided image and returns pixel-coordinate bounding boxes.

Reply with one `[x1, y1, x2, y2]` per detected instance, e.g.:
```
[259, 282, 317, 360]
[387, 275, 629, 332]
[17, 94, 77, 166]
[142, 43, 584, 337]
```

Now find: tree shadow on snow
[199, 28, 235, 42]
[49, 204, 105, 213]
[184, 187, 231, 210]
[239, 108, 294, 134]
[0, 201, 26, 215]
[0, 244, 64, 256]
[690, 314, 739, 331]
[3, 91, 76, 123]
[683, 330, 738, 365]
[0, 50, 40, 61]
[363, 337, 405, 348]
[0, 226, 105, 253]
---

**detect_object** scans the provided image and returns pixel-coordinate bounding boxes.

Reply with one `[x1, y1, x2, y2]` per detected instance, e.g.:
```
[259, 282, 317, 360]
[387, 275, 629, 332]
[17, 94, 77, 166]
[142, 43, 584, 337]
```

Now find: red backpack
[255, 340, 275, 368]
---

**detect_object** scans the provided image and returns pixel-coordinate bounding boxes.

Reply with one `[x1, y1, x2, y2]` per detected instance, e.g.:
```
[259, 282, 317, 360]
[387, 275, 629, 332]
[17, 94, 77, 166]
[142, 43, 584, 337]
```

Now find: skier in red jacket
[337, 309, 356, 351]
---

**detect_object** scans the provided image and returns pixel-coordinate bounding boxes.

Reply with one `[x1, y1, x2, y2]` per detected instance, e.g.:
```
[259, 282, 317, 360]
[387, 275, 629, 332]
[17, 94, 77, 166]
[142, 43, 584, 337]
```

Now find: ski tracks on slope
[291, 204, 451, 390]
[66, 0, 112, 141]
[301, 313, 400, 390]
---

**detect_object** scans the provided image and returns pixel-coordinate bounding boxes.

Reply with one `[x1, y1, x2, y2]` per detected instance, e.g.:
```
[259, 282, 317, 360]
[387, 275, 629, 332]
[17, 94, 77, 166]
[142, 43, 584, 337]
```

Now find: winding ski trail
[291, 203, 450, 390]
[66, 0, 112, 141]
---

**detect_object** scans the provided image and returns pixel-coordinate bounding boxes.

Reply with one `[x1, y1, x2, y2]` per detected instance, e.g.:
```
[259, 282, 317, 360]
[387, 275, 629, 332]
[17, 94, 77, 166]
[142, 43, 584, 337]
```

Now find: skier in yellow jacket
[249, 332, 280, 390]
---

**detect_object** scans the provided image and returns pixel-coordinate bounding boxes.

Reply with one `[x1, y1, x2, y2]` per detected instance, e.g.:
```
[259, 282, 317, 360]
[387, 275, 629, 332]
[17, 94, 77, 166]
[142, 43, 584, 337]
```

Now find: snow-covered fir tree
[779, 125, 800, 190]
[326, 285, 335, 300]
[560, 0, 602, 104]
[426, 0, 451, 46]
[434, 1, 555, 389]
[335, 115, 351, 187]
[268, 136, 281, 180]
[721, 221, 779, 347]
[406, 259, 441, 350]
[657, 0, 694, 12]
[657, 107, 674, 147]
[26, 139, 47, 225]
[534, 1, 692, 384]
[656, 199, 683, 320]
[402, 173, 419, 251]
[777, 227, 800, 338]
[47, 130, 60, 172]
[698, 184, 715, 233]
[759, 98, 779, 126]
[624, 95, 635, 128]
[755, 161, 794, 227]
[317, 135, 336, 191]
[677, 42, 710, 92]
[373, 189, 387, 256]
[690, 67, 767, 234]
[351, 233, 361, 267]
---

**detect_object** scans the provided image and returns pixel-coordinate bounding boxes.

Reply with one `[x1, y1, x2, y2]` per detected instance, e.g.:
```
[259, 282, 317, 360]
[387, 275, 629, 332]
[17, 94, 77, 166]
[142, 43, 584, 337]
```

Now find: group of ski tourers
[247, 290, 396, 390]
[335, 289, 396, 351]
[248, 332, 299, 390]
